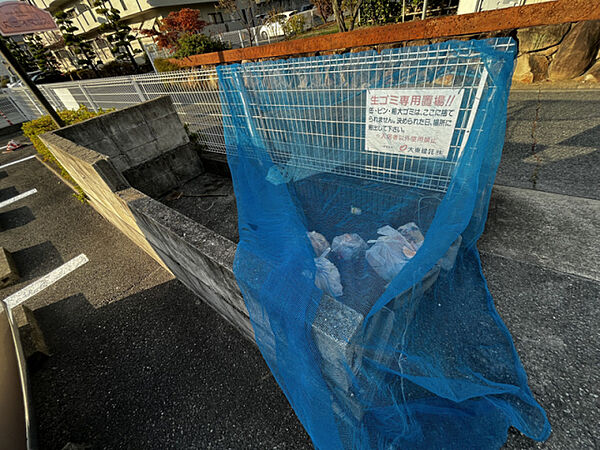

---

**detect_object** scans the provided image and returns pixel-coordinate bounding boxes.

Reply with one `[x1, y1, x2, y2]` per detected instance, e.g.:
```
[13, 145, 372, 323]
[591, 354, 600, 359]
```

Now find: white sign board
[54, 88, 80, 111]
[365, 88, 465, 159]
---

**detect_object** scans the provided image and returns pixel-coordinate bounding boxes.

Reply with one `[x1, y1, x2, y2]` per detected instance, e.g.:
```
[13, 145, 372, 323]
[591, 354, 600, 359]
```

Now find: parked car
[6, 71, 41, 88]
[255, 13, 267, 25]
[7, 71, 67, 87]
[258, 10, 298, 40]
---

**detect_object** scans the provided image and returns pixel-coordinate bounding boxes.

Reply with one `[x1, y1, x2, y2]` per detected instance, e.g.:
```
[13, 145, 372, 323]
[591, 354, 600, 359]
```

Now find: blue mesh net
[217, 38, 551, 449]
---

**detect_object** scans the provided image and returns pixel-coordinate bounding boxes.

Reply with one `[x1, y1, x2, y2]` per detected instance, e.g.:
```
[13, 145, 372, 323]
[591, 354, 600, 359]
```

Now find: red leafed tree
[140, 8, 207, 50]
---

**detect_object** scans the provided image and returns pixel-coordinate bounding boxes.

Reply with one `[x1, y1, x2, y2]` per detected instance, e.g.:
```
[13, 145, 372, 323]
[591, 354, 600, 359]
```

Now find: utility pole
[0, 1, 65, 127]
[0, 39, 64, 127]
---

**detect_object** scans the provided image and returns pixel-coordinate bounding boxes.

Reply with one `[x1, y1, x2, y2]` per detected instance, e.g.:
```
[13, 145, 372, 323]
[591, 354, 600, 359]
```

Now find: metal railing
[0, 93, 30, 129]
[3, 69, 228, 154]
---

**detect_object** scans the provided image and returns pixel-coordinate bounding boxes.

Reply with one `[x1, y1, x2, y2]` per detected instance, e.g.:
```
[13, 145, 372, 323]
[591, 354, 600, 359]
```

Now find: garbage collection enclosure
[218, 38, 551, 449]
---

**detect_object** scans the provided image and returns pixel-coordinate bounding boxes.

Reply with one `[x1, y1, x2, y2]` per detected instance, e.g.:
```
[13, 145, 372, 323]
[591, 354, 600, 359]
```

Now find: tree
[343, 0, 363, 31]
[54, 10, 98, 74]
[93, 0, 141, 71]
[0, 36, 35, 72]
[24, 35, 60, 75]
[331, 0, 363, 32]
[358, 0, 403, 26]
[217, 0, 257, 46]
[140, 8, 207, 51]
[311, 0, 333, 23]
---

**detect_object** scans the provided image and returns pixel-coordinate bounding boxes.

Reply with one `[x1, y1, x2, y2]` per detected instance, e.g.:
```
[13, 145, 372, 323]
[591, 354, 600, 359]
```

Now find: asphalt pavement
[0, 87, 598, 449]
[499, 89, 600, 200]
[0, 145, 311, 449]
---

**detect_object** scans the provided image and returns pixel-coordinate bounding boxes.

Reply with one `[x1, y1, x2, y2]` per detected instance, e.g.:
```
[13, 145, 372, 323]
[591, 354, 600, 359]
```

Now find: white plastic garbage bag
[331, 233, 367, 260]
[314, 249, 343, 297]
[398, 222, 425, 253]
[366, 226, 417, 281]
[308, 231, 330, 257]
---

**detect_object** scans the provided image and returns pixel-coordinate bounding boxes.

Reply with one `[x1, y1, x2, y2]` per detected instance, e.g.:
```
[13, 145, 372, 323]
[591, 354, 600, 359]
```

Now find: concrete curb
[0, 247, 19, 288]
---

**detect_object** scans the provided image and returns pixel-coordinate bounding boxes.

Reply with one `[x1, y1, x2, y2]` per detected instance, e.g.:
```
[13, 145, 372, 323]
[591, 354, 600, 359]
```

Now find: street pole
[0, 38, 65, 127]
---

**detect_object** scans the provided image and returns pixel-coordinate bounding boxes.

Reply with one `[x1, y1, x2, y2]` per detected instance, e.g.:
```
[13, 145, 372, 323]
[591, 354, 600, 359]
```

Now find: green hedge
[174, 34, 229, 59]
[154, 58, 181, 73]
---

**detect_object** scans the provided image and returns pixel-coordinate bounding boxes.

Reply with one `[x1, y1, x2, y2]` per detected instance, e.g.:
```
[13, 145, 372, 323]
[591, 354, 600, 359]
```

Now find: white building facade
[457, 0, 554, 14]
[28, 0, 278, 70]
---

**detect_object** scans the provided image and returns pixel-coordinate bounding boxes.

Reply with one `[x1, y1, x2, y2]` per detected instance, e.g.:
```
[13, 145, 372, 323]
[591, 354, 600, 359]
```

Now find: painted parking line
[4, 254, 89, 309]
[0, 188, 37, 209]
[0, 155, 36, 169]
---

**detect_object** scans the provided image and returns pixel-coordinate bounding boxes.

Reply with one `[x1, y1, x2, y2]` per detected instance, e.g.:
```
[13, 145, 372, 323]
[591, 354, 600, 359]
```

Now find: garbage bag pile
[218, 38, 550, 449]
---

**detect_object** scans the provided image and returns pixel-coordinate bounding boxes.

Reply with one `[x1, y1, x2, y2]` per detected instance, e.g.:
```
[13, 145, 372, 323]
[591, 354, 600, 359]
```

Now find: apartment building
[29, 0, 262, 70]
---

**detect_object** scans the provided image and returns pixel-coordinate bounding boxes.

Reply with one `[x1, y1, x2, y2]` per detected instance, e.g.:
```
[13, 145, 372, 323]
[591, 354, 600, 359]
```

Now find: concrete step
[479, 185, 600, 282]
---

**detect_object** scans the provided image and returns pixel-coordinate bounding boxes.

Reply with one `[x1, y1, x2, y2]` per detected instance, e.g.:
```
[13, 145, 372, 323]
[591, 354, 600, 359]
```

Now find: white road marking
[4, 254, 89, 309]
[0, 155, 36, 169]
[0, 188, 37, 209]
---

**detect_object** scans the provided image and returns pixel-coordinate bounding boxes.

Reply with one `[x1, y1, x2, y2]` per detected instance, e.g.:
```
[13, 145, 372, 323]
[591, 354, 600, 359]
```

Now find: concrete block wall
[53, 96, 202, 198]
[38, 96, 255, 341]
[39, 132, 168, 270]
[120, 188, 254, 340]
[37, 94, 382, 362]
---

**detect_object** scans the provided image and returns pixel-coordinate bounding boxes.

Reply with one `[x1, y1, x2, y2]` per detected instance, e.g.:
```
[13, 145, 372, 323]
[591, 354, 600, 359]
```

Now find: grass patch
[291, 21, 341, 40]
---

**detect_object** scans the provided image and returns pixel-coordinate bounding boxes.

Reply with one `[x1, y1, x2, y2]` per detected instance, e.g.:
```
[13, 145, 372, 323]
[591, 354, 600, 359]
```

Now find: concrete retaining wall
[39, 97, 255, 341]
[39, 131, 166, 269]
[52, 96, 203, 198]
[120, 188, 253, 340]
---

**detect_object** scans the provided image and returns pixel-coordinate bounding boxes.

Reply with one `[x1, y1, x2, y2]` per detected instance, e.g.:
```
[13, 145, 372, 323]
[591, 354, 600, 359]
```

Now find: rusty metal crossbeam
[172, 0, 599, 67]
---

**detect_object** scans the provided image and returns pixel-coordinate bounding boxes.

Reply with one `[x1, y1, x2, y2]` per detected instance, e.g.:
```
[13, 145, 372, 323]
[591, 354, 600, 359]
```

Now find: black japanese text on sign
[365, 88, 465, 159]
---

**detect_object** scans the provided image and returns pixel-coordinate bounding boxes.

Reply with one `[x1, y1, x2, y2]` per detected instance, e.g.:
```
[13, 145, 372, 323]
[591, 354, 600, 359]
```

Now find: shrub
[154, 58, 181, 72]
[283, 15, 306, 38]
[173, 33, 229, 58]
[22, 105, 111, 201]
[75, 68, 97, 79]
[98, 60, 152, 77]
[358, 0, 403, 26]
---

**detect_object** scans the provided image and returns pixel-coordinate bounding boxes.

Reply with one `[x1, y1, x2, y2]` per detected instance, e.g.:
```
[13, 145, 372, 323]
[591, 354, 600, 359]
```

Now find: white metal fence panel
[2, 88, 46, 124]
[217, 39, 514, 192]
[0, 93, 28, 128]
[5, 69, 227, 154]
[3, 33, 505, 176]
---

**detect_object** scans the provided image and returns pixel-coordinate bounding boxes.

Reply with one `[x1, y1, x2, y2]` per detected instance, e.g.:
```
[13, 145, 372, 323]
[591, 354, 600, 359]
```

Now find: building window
[208, 12, 224, 24]
[80, 6, 89, 26]
[119, 0, 127, 10]
[96, 39, 110, 49]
